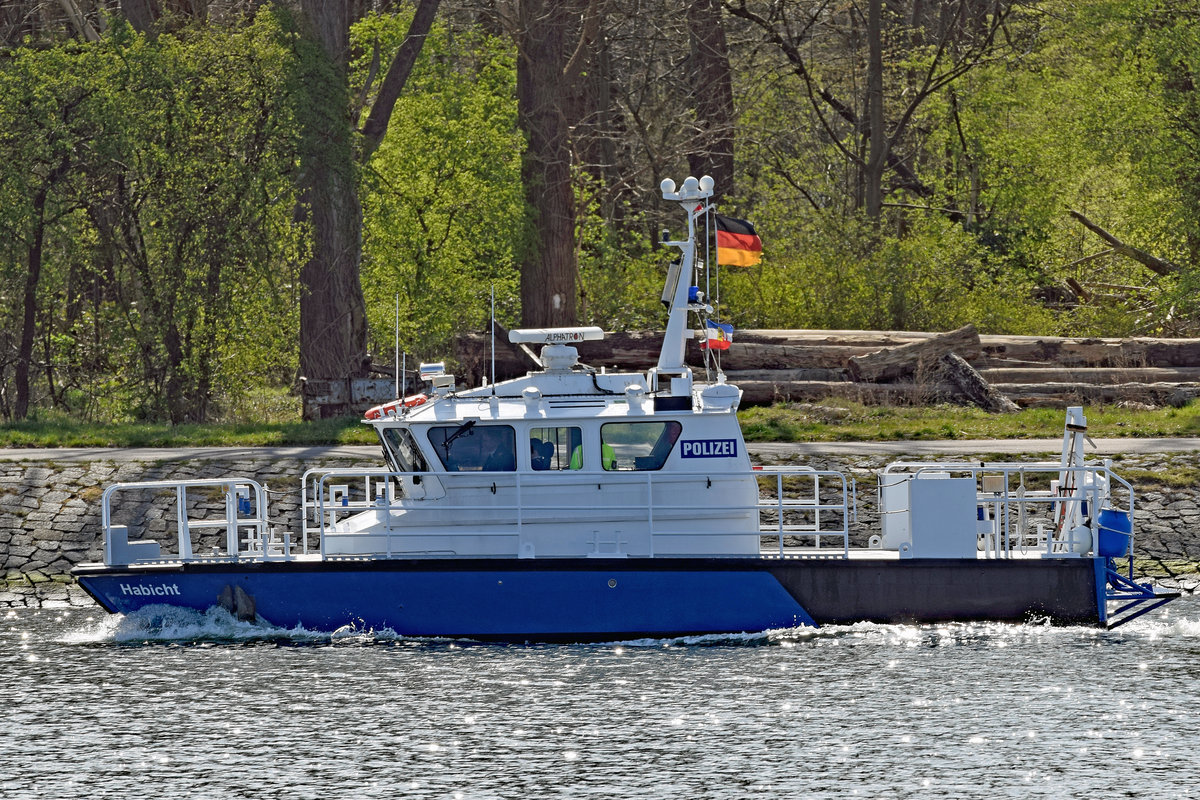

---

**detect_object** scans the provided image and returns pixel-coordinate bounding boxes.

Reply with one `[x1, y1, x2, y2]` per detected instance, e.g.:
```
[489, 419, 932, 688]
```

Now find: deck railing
[753, 467, 853, 557]
[300, 466, 851, 559]
[879, 461, 1135, 559]
[97, 462, 1129, 565]
[100, 478, 274, 565]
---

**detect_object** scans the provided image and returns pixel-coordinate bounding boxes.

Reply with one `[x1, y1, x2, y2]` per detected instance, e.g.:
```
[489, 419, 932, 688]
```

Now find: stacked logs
[454, 324, 1200, 411]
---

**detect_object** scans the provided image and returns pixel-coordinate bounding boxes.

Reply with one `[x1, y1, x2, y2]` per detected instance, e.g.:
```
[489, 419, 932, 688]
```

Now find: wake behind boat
[73, 176, 1177, 640]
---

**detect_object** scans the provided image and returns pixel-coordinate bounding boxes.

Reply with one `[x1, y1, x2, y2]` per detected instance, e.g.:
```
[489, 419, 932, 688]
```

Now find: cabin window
[428, 423, 516, 472]
[381, 427, 428, 473]
[600, 421, 682, 471]
[529, 427, 583, 470]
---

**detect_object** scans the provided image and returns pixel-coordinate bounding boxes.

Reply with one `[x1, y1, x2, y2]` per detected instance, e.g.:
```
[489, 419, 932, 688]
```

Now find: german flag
[715, 214, 763, 267]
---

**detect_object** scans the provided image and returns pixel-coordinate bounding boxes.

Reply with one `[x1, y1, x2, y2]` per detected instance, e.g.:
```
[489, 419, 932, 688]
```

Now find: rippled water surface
[4, 596, 1200, 799]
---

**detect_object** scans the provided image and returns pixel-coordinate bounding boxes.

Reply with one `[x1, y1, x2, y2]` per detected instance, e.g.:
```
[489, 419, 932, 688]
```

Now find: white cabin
[334, 334, 760, 558]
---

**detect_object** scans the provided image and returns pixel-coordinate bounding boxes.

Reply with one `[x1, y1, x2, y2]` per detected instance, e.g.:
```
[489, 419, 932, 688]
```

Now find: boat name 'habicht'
[680, 439, 738, 458]
[119, 583, 181, 597]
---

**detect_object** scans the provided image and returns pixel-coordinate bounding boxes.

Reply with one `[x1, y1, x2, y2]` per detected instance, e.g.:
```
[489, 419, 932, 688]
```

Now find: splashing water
[4, 596, 1196, 799]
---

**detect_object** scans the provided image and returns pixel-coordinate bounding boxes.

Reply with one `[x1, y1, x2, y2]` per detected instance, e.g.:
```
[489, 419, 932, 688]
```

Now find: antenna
[394, 293, 400, 400]
[490, 285, 496, 395]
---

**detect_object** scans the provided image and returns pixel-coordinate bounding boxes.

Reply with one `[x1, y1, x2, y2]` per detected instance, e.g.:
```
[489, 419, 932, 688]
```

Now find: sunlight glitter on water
[3, 596, 1198, 799]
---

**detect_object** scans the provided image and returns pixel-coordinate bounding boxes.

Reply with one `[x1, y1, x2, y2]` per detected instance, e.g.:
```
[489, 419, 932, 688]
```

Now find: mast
[656, 175, 713, 375]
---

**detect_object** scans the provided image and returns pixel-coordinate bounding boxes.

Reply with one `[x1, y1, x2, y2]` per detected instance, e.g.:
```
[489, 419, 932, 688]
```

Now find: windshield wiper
[441, 419, 476, 454]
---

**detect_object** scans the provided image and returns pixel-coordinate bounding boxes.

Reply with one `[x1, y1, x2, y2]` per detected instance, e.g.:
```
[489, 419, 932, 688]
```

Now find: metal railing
[101, 478, 274, 565]
[754, 467, 852, 557]
[301, 465, 851, 559]
[879, 461, 1135, 559]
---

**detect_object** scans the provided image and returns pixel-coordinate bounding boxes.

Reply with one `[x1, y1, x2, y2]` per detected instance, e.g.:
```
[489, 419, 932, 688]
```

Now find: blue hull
[75, 560, 817, 640]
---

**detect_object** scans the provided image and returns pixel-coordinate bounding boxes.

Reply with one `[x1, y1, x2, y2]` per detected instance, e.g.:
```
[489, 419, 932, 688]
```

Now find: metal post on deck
[776, 472, 784, 557]
[225, 483, 236, 557]
[646, 473, 655, 557]
[176, 485, 192, 560]
[811, 472, 820, 549]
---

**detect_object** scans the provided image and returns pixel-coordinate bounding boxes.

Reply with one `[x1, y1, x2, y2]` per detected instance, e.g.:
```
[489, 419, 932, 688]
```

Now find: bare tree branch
[352, 35, 382, 129]
[1068, 209, 1179, 277]
[563, 0, 605, 82]
[359, 0, 442, 160]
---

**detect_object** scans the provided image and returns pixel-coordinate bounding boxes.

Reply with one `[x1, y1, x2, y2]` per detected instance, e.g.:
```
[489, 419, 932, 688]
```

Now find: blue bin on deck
[1097, 508, 1132, 558]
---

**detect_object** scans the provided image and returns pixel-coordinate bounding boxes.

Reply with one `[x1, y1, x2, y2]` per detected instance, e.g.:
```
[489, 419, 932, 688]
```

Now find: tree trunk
[1068, 209, 1180, 276]
[686, 0, 735, 194]
[847, 324, 982, 382]
[516, 0, 583, 328]
[864, 0, 886, 218]
[937, 352, 1019, 413]
[14, 185, 48, 420]
[296, 1, 369, 388]
[298, 153, 368, 382]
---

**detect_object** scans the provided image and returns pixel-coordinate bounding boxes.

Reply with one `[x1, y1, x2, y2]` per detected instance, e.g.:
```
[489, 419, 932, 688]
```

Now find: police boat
[73, 176, 1178, 639]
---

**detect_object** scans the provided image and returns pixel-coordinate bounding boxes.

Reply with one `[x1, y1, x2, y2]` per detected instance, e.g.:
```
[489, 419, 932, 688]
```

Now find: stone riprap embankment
[0, 451, 373, 608]
[2, 448, 1197, 608]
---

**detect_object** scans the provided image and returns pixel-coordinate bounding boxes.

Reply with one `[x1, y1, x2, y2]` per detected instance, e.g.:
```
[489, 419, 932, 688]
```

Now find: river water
[3, 596, 1199, 799]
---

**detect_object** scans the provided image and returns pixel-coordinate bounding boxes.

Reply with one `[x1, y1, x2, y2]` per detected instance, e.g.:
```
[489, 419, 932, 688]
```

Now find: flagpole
[714, 211, 722, 373]
[704, 202, 711, 309]
[703, 202, 713, 379]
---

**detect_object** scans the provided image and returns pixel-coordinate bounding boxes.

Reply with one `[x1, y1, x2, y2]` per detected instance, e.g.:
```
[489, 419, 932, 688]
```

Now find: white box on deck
[879, 473, 913, 549]
[902, 477, 978, 558]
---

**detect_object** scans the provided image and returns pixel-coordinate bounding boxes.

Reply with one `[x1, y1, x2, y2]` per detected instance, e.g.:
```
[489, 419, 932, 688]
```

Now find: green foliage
[112, 12, 305, 421]
[356, 18, 524, 362]
[726, 0, 1199, 339]
[575, 182, 667, 331]
[715, 212, 1053, 334]
[0, 10, 305, 423]
[0, 411, 375, 448]
[922, 0, 1195, 336]
[3, 399, 1196, 447]
[4, 0, 1200, 427]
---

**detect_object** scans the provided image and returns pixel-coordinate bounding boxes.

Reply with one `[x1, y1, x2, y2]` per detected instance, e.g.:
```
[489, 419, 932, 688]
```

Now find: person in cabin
[482, 427, 516, 471]
[569, 441, 616, 470]
[531, 438, 552, 470]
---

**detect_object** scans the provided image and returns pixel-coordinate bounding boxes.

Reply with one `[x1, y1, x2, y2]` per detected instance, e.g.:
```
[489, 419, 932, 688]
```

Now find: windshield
[428, 424, 516, 472]
[380, 426, 429, 473]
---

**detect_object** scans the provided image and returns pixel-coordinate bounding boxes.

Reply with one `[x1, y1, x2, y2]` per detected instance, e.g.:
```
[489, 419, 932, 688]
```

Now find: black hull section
[768, 558, 1102, 626]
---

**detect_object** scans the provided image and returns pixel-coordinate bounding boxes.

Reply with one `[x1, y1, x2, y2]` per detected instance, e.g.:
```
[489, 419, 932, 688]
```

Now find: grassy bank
[2, 401, 1199, 449]
[0, 415, 377, 448]
[739, 402, 1200, 443]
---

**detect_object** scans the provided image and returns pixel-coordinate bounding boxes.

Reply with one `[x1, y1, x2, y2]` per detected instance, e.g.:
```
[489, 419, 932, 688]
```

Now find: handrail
[301, 466, 851, 559]
[98, 461, 1130, 566]
[101, 478, 268, 564]
[879, 461, 1135, 559]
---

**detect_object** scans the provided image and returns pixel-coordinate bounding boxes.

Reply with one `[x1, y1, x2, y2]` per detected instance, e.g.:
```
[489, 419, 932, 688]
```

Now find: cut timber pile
[453, 325, 1200, 411]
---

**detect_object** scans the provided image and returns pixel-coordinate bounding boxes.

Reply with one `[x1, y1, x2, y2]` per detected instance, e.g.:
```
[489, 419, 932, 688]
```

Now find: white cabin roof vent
[522, 386, 543, 414]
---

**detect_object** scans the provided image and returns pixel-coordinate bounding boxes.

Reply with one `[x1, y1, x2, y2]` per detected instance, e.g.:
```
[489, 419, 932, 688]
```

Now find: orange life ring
[364, 394, 427, 420]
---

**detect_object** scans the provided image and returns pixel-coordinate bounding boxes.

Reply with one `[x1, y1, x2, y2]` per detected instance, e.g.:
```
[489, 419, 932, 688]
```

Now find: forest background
[0, 0, 1197, 425]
